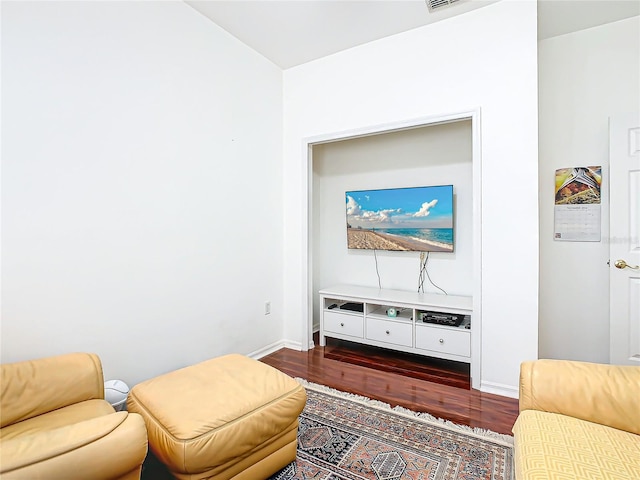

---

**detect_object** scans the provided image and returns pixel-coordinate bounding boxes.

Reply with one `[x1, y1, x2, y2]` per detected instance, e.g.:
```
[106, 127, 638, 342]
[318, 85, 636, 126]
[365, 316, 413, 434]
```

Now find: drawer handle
[439, 338, 444, 344]
[340, 323, 344, 327]
[385, 330, 390, 335]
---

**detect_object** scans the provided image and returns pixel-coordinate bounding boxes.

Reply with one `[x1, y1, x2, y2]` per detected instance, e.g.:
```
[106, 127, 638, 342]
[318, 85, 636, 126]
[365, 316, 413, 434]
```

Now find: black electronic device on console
[340, 302, 364, 313]
[419, 311, 465, 327]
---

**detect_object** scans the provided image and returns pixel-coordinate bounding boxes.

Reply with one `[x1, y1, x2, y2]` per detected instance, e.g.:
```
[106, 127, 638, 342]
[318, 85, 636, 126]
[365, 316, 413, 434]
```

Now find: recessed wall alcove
[302, 110, 482, 389]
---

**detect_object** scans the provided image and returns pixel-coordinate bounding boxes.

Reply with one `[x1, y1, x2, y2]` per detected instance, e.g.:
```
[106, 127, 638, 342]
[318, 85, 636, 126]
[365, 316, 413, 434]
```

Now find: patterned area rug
[269, 380, 514, 480]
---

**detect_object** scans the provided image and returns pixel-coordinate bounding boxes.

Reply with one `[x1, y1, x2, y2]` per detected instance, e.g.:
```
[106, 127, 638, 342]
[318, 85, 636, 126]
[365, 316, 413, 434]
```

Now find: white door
[609, 113, 640, 366]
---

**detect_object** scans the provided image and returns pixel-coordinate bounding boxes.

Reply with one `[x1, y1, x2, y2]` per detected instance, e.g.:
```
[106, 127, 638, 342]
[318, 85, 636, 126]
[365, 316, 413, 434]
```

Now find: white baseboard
[480, 381, 519, 399]
[248, 339, 305, 360]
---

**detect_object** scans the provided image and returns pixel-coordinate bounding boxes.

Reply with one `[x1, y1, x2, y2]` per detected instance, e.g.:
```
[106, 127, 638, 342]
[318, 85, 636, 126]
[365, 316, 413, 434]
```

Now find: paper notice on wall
[554, 166, 602, 242]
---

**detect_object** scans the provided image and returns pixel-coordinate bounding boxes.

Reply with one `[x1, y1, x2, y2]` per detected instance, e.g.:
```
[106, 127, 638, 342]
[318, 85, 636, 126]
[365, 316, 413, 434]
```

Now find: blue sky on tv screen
[346, 185, 453, 230]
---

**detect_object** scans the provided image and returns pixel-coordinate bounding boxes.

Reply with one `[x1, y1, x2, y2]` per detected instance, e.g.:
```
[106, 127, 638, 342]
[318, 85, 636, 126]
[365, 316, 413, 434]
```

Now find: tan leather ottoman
[127, 354, 306, 480]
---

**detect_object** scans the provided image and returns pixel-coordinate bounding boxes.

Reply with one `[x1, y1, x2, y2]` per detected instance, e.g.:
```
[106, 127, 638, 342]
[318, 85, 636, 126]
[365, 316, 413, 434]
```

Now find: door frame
[300, 108, 483, 389]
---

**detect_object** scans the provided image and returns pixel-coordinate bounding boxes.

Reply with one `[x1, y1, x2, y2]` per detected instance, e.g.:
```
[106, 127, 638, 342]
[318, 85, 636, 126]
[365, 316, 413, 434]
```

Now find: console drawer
[323, 311, 364, 338]
[415, 324, 470, 357]
[366, 318, 412, 347]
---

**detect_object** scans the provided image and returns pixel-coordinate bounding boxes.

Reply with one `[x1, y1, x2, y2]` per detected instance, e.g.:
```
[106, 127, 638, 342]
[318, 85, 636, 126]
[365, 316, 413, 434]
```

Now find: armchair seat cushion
[513, 410, 640, 479]
[0, 399, 115, 440]
[1, 412, 141, 472]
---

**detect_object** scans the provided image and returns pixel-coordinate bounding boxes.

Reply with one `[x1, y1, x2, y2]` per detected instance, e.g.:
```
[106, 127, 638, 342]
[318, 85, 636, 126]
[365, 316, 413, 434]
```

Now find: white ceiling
[185, 0, 640, 69]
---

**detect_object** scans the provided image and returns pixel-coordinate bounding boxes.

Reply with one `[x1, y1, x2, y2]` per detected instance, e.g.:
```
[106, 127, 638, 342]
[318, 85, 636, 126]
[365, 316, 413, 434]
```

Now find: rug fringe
[295, 377, 514, 447]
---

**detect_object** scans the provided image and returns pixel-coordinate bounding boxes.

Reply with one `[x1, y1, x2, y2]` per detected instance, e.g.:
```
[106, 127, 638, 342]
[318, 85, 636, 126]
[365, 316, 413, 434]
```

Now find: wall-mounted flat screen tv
[346, 185, 454, 252]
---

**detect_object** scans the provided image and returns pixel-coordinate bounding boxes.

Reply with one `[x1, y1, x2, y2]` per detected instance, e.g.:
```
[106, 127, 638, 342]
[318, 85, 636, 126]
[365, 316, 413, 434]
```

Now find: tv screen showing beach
[346, 185, 454, 252]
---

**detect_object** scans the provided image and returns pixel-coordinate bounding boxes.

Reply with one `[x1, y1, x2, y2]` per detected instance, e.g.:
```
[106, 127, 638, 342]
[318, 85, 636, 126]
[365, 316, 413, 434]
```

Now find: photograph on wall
[553, 166, 602, 242]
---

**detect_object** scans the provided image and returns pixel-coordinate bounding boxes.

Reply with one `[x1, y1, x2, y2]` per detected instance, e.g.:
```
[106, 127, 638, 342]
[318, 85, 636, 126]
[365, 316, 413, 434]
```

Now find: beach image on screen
[346, 185, 454, 252]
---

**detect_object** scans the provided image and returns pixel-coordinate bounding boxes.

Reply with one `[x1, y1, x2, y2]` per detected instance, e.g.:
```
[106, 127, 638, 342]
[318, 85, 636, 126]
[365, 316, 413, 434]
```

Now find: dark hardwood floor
[260, 334, 519, 437]
[322, 337, 471, 389]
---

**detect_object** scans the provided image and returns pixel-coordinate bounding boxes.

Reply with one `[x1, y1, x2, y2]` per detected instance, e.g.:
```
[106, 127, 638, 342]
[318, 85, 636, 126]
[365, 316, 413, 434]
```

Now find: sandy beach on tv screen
[347, 229, 452, 252]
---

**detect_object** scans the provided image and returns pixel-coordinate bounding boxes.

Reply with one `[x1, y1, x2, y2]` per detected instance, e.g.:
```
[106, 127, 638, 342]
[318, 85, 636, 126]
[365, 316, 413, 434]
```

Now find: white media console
[319, 284, 472, 364]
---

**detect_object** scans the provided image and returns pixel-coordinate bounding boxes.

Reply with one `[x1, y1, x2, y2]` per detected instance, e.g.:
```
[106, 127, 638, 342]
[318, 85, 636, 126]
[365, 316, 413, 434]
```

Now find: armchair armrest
[1, 353, 105, 427]
[0, 411, 148, 480]
[519, 359, 640, 435]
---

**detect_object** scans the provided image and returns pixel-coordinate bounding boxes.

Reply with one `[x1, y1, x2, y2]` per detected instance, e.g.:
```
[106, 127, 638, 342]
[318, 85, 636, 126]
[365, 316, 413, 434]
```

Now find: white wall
[283, 0, 539, 395]
[538, 17, 640, 362]
[1, 1, 284, 386]
[311, 121, 473, 329]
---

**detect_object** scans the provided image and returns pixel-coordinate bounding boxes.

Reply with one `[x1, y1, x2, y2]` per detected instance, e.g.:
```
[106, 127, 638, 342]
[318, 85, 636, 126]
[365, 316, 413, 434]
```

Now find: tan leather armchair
[512, 359, 640, 479]
[0, 353, 148, 480]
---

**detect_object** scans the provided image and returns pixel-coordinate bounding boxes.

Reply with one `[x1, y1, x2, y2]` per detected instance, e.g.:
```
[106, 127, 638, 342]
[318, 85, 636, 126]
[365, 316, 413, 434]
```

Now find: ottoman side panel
[127, 387, 186, 471]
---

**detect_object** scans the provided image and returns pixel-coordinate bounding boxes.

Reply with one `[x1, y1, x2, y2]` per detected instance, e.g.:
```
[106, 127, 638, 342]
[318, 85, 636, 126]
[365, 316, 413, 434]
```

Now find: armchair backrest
[519, 359, 640, 435]
[1, 353, 105, 428]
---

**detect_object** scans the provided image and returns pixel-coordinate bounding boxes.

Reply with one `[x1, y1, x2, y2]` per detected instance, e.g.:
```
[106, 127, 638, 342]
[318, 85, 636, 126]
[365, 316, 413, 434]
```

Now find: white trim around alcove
[301, 109, 483, 390]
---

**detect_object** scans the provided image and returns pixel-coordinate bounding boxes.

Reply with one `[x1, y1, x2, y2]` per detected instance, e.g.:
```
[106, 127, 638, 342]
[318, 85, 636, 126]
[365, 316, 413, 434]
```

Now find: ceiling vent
[426, 0, 466, 13]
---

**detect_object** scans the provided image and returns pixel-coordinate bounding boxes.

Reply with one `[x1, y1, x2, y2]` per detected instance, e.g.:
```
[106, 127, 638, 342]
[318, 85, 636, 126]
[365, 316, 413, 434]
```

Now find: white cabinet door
[609, 113, 640, 366]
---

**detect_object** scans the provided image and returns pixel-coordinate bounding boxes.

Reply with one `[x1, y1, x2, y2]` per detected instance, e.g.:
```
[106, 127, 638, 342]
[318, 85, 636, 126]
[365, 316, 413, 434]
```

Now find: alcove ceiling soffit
[185, 0, 640, 69]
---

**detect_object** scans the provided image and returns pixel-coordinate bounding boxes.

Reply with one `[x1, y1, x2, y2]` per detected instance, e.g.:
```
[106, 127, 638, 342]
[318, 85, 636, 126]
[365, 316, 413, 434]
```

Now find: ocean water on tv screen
[378, 228, 453, 248]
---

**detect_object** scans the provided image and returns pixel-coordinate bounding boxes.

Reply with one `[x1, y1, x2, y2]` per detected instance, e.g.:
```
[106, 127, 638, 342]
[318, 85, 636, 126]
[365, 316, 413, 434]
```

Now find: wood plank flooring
[322, 337, 471, 389]
[260, 338, 519, 437]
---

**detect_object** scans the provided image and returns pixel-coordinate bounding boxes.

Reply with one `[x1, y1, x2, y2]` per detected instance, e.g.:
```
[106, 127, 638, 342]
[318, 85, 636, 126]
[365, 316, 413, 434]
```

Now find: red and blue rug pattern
[270, 383, 513, 480]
